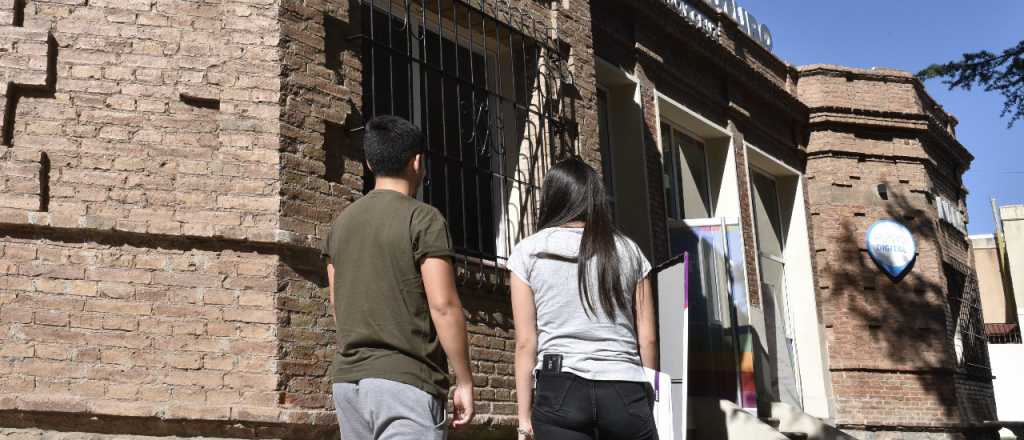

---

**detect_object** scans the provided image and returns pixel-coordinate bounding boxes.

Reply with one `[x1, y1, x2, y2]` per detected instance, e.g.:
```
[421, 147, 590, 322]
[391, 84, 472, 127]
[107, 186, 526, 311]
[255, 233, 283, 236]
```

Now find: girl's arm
[635, 276, 658, 369]
[511, 273, 538, 438]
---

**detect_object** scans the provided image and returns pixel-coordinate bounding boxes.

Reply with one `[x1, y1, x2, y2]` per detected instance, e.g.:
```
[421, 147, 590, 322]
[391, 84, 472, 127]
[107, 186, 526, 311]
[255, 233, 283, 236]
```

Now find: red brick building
[0, 0, 996, 439]
[801, 65, 997, 439]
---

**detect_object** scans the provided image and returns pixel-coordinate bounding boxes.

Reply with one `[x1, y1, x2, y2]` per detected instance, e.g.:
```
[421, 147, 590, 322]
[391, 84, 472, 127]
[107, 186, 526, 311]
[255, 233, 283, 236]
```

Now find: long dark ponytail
[536, 158, 641, 321]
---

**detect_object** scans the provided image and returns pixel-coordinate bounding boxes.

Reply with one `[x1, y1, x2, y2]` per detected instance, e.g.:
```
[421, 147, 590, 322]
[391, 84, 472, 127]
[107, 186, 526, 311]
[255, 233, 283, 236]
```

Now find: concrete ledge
[840, 423, 1003, 440]
[0, 410, 517, 440]
[0, 410, 336, 440]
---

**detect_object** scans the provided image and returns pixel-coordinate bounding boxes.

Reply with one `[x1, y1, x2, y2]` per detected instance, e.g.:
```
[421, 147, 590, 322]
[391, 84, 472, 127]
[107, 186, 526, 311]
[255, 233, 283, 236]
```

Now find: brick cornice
[805, 150, 969, 201]
[798, 64, 918, 83]
[806, 105, 974, 168]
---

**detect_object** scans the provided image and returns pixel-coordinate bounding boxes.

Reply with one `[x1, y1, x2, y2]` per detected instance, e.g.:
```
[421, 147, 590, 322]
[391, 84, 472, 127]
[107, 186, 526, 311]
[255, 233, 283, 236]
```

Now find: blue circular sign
[866, 220, 917, 280]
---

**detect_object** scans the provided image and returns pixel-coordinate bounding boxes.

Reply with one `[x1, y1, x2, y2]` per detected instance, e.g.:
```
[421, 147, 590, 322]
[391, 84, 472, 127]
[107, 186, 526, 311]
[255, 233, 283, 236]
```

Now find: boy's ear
[410, 152, 424, 176]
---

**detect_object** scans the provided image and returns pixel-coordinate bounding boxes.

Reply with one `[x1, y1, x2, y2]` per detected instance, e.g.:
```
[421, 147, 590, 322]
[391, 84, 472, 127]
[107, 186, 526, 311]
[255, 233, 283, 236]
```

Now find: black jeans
[532, 371, 657, 440]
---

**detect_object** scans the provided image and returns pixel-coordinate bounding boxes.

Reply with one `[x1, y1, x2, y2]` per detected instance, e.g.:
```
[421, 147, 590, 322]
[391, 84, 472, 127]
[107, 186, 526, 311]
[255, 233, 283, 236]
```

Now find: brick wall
[272, 0, 355, 420]
[799, 65, 996, 438]
[277, 0, 360, 250]
[0, 0, 598, 437]
[0, 2, 995, 440]
[799, 66, 922, 115]
[0, 0, 283, 240]
[1, 233, 283, 420]
[0, 0, 327, 438]
[268, 0, 600, 436]
[0, 0, 597, 437]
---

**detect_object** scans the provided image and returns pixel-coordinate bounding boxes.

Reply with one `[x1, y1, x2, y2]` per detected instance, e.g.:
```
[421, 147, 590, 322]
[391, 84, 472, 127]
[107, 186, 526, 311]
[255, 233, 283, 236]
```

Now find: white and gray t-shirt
[507, 227, 652, 383]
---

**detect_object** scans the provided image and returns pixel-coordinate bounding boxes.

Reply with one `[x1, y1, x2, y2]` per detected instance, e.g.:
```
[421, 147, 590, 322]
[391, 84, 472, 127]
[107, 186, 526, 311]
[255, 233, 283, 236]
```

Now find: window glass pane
[750, 170, 801, 409]
[683, 225, 739, 403]
[751, 171, 784, 257]
[675, 129, 711, 219]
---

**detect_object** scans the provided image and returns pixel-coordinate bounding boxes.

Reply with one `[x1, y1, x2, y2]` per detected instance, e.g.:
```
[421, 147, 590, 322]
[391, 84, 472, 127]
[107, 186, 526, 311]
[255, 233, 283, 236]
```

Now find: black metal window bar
[944, 262, 992, 376]
[986, 324, 1022, 345]
[355, 0, 578, 281]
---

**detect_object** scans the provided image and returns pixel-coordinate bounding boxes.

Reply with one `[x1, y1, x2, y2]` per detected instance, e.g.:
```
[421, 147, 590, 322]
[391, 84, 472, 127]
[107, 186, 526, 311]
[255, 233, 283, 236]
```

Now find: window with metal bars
[945, 262, 992, 376]
[355, 0, 577, 266]
[985, 324, 1022, 345]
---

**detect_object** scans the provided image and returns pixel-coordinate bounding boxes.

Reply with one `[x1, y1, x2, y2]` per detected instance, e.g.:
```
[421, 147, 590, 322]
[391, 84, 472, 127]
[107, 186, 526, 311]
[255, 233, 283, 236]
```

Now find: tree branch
[916, 40, 1024, 127]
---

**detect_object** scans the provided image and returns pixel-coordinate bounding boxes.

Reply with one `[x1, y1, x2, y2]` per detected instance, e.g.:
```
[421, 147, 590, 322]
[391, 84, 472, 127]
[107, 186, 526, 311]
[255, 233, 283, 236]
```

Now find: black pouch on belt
[541, 354, 563, 372]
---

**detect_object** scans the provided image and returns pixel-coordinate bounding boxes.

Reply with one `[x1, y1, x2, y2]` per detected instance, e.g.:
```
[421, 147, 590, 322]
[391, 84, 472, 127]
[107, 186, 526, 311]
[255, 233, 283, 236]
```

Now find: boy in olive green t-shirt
[322, 116, 474, 439]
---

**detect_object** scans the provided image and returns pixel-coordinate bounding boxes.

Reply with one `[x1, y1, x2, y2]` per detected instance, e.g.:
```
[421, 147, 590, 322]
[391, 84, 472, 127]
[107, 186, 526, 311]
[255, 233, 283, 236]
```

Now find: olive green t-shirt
[321, 189, 454, 398]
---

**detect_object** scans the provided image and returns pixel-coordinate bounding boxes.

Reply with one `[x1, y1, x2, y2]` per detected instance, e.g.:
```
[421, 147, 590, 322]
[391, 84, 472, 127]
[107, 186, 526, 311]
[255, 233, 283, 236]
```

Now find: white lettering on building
[936, 196, 968, 234]
[661, 0, 722, 41]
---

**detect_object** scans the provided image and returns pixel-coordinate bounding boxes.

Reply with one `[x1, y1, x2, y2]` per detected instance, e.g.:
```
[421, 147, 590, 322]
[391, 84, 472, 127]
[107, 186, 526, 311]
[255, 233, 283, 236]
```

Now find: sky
[744, 0, 1023, 235]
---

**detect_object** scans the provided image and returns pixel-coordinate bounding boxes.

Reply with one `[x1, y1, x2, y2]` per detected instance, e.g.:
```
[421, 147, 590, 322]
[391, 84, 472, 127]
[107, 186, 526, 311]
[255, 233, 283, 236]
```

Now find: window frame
[357, 0, 575, 267]
[661, 120, 715, 223]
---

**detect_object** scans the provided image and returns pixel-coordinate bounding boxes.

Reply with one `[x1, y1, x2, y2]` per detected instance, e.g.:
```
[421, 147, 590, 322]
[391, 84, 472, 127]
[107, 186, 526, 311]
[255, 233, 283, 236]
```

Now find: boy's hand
[452, 380, 475, 427]
[450, 381, 474, 429]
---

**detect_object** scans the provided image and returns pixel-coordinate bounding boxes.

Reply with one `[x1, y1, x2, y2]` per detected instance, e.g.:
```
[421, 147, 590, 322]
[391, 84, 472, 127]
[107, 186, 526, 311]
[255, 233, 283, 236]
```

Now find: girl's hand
[517, 420, 534, 439]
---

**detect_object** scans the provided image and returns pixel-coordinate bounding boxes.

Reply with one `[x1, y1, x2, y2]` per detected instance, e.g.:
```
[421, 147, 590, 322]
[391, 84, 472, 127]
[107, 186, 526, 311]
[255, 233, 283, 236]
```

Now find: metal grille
[356, 0, 578, 272]
[986, 324, 1022, 345]
[945, 263, 992, 376]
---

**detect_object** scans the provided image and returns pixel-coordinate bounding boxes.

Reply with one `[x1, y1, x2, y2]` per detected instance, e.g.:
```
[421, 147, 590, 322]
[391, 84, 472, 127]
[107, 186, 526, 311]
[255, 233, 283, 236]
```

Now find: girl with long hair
[508, 158, 658, 440]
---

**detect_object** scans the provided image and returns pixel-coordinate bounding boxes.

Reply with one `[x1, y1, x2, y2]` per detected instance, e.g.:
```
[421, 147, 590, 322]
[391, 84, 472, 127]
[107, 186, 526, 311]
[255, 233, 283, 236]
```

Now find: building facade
[971, 204, 1024, 436]
[0, 0, 996, 439]
[590, 2, 829, 439]
[800, 65, 997, 439]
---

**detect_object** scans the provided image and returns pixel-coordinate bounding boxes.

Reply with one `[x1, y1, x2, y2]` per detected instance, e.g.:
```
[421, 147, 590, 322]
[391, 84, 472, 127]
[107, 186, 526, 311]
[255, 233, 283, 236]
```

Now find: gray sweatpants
[332, 379, 448, 440]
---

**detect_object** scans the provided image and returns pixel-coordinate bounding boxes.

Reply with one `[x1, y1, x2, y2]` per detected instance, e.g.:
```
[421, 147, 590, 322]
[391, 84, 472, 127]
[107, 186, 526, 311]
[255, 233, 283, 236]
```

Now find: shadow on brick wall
[822, 190, 963, 427]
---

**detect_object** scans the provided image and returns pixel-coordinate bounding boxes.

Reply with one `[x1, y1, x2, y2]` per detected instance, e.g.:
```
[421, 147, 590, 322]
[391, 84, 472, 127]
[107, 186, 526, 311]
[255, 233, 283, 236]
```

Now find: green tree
[917, 40, 1024, 127]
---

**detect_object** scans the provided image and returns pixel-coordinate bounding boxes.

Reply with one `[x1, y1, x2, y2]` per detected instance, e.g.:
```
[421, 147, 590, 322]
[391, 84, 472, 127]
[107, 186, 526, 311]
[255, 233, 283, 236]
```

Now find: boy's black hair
[363, 115, 425, 177]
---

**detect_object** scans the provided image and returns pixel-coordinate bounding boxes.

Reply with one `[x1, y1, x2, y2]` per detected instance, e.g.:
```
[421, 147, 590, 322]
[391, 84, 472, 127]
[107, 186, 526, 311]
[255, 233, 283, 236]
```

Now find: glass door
[670, 218, 756, 408]
[662, 122, 756, 409]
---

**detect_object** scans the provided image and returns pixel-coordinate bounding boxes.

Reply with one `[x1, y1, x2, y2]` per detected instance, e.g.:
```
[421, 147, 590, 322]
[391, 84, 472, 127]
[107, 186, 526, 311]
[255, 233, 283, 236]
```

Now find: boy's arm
[421, 256, 474, 428]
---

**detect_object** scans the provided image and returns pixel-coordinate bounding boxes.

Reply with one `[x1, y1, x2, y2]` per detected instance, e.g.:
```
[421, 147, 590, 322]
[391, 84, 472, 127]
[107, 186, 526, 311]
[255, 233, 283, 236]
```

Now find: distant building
[971, 204, 1024, 435]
